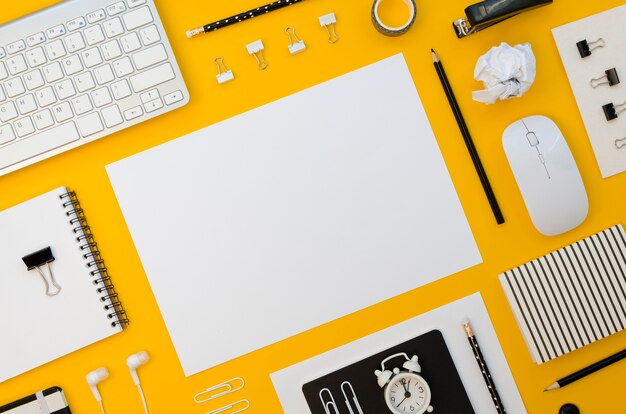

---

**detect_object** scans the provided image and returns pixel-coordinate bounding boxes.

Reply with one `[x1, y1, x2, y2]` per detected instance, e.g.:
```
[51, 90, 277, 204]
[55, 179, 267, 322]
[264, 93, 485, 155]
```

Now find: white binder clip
[286, 26, 306, 55]
[194, 377, 245, 403]
[246, 40, 268, 70]
[319, 13, 339, 43]
[214, 57, 234, 84]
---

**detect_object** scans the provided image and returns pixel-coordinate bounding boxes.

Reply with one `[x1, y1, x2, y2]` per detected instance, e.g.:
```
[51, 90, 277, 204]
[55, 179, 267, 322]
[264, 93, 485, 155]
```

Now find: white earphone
[86, 367, 109, 414]
[86, 351, 151, 414]
[127, 351, 151, 414]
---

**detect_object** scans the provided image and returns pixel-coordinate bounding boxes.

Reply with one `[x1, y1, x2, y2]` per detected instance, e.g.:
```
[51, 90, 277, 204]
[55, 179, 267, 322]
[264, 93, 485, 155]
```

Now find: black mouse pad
[302, 329, 475, 414]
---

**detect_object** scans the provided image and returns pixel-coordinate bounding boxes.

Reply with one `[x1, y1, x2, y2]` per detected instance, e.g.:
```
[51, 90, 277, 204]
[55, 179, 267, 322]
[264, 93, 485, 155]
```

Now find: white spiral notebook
[0, 187, 127, 382]
[500, 225, 626, 364]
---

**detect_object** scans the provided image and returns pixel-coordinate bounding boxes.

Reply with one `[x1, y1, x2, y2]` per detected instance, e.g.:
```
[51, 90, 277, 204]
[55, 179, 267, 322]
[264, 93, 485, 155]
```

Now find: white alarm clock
[374, 352, 434, 414]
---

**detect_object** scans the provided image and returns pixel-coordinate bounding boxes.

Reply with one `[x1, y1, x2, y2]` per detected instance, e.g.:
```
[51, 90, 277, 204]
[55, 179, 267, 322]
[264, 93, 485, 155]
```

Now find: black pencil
[544, 348, 626, 391]
[431, 49, 505, 225]
[187, 0, 305, 38]
[463, 321, 506, 413]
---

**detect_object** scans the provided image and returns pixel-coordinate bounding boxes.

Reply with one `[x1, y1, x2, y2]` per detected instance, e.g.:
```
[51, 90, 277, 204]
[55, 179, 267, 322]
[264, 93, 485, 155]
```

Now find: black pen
[545, 348, 626, 391]
[463, 321, 506, 413]
[187, 0, 305, 38]
[431, 49, 505, 225]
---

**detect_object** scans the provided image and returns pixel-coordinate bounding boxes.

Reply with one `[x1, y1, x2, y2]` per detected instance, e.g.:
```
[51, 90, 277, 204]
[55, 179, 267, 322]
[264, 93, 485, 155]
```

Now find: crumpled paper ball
[472, 42, 536, 104]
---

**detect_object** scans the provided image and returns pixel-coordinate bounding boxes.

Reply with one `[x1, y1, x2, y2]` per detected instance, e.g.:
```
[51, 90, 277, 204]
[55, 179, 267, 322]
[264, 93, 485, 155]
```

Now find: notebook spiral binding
[59, 190, 129, 329]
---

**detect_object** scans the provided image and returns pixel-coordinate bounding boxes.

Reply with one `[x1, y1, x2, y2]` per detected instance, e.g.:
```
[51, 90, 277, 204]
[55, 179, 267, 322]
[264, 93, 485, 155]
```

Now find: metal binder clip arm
[22, 246, 61, 296]
[194, 377, 245, 403]
[453, 0, 553, 38]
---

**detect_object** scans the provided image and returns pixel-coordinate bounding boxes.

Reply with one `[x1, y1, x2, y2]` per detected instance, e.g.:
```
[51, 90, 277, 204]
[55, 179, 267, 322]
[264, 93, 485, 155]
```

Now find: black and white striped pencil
[187, 0, 305, 38]
[463, 320, 506, 414]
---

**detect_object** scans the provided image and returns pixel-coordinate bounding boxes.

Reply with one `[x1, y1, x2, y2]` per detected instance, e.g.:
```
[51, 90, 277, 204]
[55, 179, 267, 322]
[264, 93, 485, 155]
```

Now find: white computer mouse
[502, 115, 588, 236]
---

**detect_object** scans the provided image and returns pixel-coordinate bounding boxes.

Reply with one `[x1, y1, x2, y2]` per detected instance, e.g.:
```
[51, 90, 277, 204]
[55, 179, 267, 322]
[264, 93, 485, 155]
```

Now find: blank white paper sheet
[106, 54, 482, 376]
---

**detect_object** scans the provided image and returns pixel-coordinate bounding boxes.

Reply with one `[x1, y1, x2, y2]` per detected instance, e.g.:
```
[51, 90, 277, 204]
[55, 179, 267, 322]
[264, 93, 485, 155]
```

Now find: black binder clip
[603, 101, 626, 121]
[591, 68, 620, 88]
[22, 246, 61, 296]
[577, 38, 605, 58]
[453, 0, 553, 38]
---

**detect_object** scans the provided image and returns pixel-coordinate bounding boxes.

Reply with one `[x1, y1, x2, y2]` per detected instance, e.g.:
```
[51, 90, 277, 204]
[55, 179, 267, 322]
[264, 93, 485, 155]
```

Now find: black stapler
[453, 0, 553, 38]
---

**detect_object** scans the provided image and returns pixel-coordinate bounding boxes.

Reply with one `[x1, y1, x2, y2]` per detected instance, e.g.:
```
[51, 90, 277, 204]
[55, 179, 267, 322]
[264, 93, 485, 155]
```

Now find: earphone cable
[99, 400, 106, 414]
[137, 384, 150, 414]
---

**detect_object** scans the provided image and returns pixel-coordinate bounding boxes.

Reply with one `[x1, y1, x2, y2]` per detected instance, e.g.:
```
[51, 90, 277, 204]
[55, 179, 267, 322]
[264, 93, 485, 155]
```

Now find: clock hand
[396, 397, 407, 408]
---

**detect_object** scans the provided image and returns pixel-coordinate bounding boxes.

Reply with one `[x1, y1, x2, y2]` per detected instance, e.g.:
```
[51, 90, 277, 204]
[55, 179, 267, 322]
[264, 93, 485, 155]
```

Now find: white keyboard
[0, 0, 189, 176]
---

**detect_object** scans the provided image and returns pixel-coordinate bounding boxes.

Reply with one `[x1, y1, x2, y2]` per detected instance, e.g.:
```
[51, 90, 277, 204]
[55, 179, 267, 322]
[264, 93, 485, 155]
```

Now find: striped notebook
[499, 225, 626, 364]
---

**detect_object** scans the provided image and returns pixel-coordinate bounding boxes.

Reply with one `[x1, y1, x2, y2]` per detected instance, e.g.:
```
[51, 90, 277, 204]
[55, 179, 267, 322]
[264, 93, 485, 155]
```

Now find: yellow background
[1, 0, 626, 412]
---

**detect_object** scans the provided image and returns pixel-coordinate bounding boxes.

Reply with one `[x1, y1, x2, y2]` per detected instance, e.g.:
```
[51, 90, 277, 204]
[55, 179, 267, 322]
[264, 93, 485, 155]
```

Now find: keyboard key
[139, 25, 160, 45]
[25, 47, 47, 68]
[44, 40, 66, 60]
[7, 55, 27, 76]
[71, 94, 93, 115]
[87, 9, 106, 24]
[0, 102, 18, 122]
[62, 55, 83, 76]
[94, 64, 115, 85]
[0, 86, 5, 102]
[124, 105, 143, 120]
[55, 79, 76, 100]
[113, 57, 134, 77]
[76, 112, 104, 137]
[107, 2, 127, 15]
[164, 90, 183, 105]
[82, 48, 103, 68]
[144, 97, 163, 113]
[46, 25, 66, 39]
[0, 48, 5, 59]
[85, 25, 105, 46]
[35, 87, 56, 107]
[67, 17, 86, 32]
[0, 63, 7, 80]
[123, 6, 153, 31]
[0, 124, 15, 145]
[24, 70, 45, 91]
[127, 0, 147, 8]
[111, 79, 132, 100]
[0, 122, 80, 170]
[140, 89, 159, 103]
[16, 94, 37, 115]
[104, 18, 125, 38]
[52, 102, 73, 122]
[4, 78, 25, 98]
[64, 32, 86, 53]
[7, 40, 26, 55]
[26, 32, 46, 47]
[130, 62, 175, 92]
[33, 109, 54, 130]
[132, 44, 167, 70]
[75, 72, 96, 93]
[102, 104, 123, 127]
[14, 117, 35, 137]
[102, 40, 122, 61]
[42, 62, 64, 83]
[120, 32, 141, 53]
[91, 87, 112, 107]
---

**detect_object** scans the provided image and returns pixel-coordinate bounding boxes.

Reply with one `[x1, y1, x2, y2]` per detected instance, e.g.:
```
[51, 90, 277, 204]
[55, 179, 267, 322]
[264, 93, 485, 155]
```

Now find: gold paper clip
[194, 377, 245, 404]
[246, 40, 268, 70]
[319, 13, 339, 43]
[206, 399, 250, 414]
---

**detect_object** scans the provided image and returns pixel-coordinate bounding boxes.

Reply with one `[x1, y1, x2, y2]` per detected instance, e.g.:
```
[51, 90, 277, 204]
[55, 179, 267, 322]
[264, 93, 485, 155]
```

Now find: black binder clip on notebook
[453, 0, 553, 38]
[22, 246, 61, 296]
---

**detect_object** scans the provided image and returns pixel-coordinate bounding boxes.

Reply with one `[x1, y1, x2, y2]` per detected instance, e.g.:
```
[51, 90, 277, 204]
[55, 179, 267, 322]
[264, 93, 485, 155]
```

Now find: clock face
[384, 372, 431, 414]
